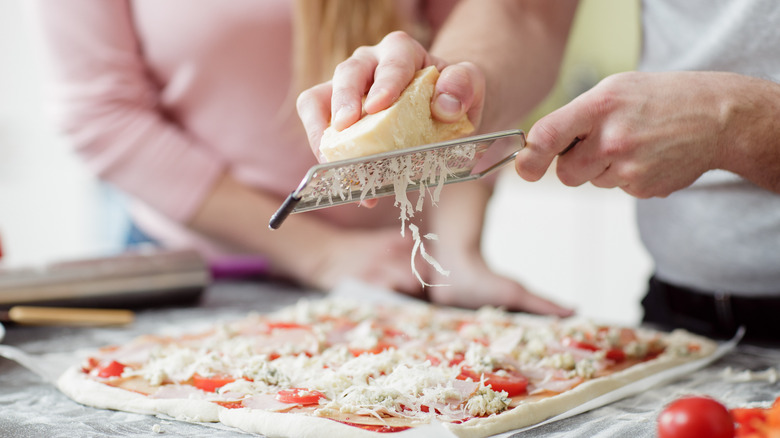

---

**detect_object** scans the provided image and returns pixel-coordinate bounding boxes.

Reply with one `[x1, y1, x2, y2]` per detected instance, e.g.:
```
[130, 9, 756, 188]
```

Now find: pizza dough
[319, 65, 475, 162]
[57, 298, 718, 438]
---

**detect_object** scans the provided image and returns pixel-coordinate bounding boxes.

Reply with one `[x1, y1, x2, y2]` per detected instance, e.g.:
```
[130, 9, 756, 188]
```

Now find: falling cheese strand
[301, 144, 477, 286]
[408, 224, 450, 288]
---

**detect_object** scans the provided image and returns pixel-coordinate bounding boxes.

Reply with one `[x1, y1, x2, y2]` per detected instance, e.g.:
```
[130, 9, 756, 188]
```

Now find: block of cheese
[319, 65, 475, 162]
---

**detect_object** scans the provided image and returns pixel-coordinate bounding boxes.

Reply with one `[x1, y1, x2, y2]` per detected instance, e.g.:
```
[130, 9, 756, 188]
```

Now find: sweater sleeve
[32, 0, 225, 223]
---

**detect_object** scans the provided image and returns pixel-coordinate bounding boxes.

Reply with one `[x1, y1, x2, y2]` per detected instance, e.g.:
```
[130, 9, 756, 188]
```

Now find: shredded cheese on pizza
[74, 297, 714, 434]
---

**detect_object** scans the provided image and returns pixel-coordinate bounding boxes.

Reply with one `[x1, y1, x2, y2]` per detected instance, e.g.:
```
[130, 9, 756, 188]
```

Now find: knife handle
[8, 306, 135, 326]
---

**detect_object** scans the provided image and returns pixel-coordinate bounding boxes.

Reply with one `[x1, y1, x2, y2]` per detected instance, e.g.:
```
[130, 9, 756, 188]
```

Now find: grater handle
[268, 193, 301, 230]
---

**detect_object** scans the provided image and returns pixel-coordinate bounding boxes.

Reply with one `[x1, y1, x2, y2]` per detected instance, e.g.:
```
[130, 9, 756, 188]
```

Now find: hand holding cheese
[318, 66, 474, 162]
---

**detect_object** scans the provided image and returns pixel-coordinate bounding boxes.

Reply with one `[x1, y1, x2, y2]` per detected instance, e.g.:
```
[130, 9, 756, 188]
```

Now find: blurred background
[0, 0, 651, 325]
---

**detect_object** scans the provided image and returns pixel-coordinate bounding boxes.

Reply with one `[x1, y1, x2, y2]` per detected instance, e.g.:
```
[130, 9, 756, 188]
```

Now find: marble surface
[1, 279, 778, 438]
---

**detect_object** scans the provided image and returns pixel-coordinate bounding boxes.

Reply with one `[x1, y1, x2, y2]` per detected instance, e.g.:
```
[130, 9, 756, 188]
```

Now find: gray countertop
[1, 280, 778, 437]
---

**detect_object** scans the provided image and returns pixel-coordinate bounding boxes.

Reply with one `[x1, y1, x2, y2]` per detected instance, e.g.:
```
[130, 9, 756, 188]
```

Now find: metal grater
[268, 129, 525, 229]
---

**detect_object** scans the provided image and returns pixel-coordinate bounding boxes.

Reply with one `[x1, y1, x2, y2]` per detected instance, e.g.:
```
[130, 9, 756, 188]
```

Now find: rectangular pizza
[57, 297, 718, 437]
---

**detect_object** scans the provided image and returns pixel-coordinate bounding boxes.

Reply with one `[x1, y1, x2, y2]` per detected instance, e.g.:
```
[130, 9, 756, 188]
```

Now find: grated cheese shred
[300, 144, 477, 286]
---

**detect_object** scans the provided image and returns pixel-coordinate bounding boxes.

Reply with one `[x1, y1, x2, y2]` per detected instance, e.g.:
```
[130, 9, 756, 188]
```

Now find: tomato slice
[213, 400, 244, 409]
[276, 388, 325, 405]
[425, 355, 442, 366]
[96, 360, 126, 378]
[82, 357, 100, 373]
[605, 348, 626, 362]
[732, 407, 766, 435]
[192, 374, 236, 392]
[457, 367, 528, 397]
[767, 397, 780, 428]
[266, 321, 311, 331]
[349, 342, 393, 357]
[561, 336, 600, 352]
[731, 396, 780, 436]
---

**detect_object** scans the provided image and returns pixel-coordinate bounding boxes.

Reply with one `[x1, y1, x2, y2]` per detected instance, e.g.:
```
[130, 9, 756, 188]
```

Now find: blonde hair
[292, 0, 404, 93]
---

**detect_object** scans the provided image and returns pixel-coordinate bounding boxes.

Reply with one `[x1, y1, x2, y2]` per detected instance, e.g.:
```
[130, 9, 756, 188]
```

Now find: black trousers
[641, 276, 780, 343]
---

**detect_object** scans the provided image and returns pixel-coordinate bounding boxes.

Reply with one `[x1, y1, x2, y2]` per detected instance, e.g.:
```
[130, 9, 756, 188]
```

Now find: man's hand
[515, 72, 780, 198]
[517, 71, 741, 198]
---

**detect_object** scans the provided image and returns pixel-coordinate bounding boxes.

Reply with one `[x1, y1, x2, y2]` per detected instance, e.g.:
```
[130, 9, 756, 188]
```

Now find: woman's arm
[32, 0, 224, 224]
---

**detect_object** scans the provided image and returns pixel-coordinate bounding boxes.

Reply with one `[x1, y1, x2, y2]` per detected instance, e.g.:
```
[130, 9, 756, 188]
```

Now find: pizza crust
[57, 366, 220, 422]
[444, 330, 719, 438]
[58, 365, 409, 438]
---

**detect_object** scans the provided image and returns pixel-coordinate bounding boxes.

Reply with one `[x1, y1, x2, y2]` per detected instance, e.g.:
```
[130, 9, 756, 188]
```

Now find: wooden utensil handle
[8, 306, 134, 326]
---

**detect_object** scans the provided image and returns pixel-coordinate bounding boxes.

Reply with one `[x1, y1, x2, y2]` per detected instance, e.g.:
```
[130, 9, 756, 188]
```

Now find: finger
[589, 164, 622, 189]
[509, 290, 575, 318]
[358, 199, 379, 209]
[330, 31, 430, 130]
[296, 81, 334, 158]
[518, 97, 594, 182]
[330, 50, 378, 131]
[555, 137, 612, 187]
[364, 31, 433, 114]
[432, 62, 485, 128]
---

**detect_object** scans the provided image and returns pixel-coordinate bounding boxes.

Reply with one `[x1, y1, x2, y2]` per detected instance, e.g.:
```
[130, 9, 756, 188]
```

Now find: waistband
[642, 276, 780, 342]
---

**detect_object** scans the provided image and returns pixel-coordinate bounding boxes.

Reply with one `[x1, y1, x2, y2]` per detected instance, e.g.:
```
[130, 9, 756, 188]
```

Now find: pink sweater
[33, 0, 456, 259]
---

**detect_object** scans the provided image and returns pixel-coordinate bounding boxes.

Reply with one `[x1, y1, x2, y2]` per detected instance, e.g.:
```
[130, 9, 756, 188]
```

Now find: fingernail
[433, 93, 463, 120]
[332, 105, 353, 130]
[365, 87, 390, 112]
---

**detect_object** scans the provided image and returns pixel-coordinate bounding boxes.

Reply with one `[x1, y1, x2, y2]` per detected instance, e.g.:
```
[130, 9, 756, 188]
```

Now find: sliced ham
[242, 394, 300, 412]
[151, 384, 206, 399]
[529, 376, 583, 395]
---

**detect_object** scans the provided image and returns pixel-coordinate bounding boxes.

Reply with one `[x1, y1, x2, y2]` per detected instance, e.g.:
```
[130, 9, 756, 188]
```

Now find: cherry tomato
[96, 360, 126, 378]
[457, 367, 528, 397]
[276, 388, 325, 405]
[192, 373, 236, 392]
[658, 396, 734, 438]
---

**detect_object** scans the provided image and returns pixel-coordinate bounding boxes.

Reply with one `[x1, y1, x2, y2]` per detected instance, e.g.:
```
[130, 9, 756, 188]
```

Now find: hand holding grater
[268, 129, 526, 230]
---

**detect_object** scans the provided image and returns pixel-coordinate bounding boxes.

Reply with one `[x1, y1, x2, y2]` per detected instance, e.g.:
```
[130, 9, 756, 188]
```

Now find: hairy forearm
[430, 0, 579, 132]
[717, 73, 780, 193]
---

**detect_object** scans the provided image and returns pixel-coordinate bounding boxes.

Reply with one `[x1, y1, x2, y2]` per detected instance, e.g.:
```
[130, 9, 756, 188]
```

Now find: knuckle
[295, 89, 311, 111]
[438, 66, 476, 102]
[600, 132, 630, 158]
[333, 56, 366, 77]
[531, 120, 565, 154]
[383, 30, 416, 46]
[615, 162, 642, 184]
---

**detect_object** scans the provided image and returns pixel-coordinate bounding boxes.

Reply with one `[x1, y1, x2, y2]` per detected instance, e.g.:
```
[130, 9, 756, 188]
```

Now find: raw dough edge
[445, 329, 719, 438]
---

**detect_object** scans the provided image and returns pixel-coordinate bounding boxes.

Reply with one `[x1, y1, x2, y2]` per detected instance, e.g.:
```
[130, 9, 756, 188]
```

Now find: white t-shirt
[637, 0, 780, 295]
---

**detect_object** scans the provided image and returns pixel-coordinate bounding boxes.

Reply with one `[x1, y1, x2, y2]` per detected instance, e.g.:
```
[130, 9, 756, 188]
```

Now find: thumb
[431, 62, 485, 129]
[519, 97, 592, 181]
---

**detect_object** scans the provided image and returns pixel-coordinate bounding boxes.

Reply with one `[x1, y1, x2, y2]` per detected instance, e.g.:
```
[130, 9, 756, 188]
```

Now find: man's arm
[429, 0, 579, 132]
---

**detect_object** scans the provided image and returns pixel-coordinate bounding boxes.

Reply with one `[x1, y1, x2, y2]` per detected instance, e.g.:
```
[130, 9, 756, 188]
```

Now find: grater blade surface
[269, 129, 525, 229]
